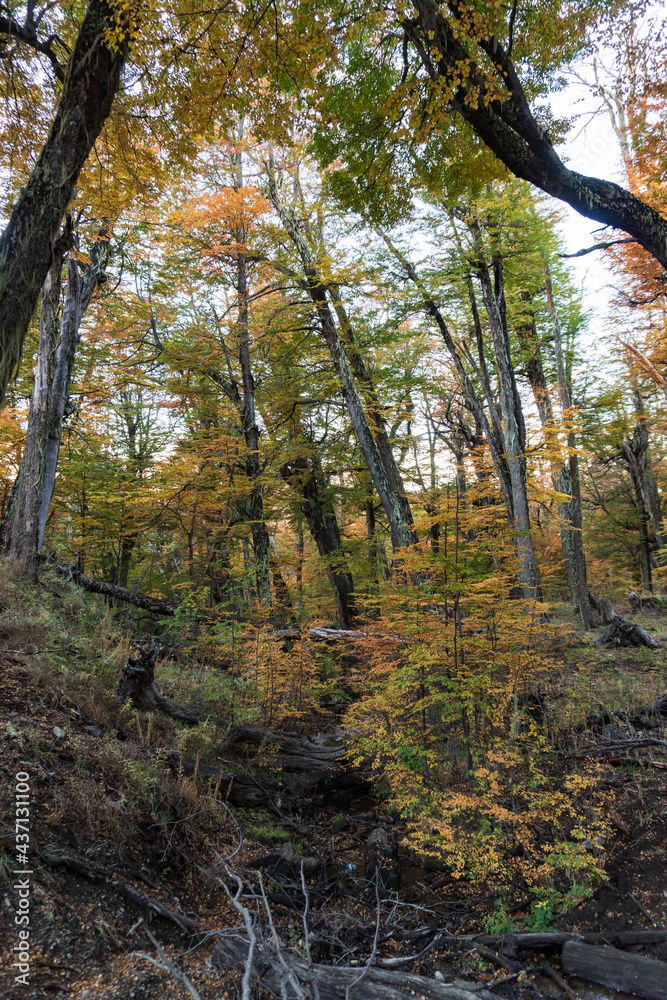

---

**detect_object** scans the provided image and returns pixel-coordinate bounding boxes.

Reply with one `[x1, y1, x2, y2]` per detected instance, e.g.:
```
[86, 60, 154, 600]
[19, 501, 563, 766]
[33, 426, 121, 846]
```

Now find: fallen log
[231, 723, 346, 773]
[562, 941, 667, 1000]
[58, 562, 177, 616]
[469, 930, 667, 953]
[113, 882, 198, 935]
[44, 854, 105, 882]
[381, 930, 667, 958]
[165, 751, 288, 809]
[211, 935, 496, 1000]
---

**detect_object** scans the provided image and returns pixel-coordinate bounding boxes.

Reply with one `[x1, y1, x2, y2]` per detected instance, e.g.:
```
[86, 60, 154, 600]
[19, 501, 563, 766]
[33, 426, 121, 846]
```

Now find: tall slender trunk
[516, 289, 579, 604]
[234, 137, 272, 607]
[1, 236, 109, 575]
[472, 241, 541, 601]
[0, 258, 63, 576]
[266, 169, 417, 553]
[632, 391, 665, 550]
[268, 539, 293, 610]
[295, 519, 304, 607]
[280, 455, 355, 627]
[209, 530, 244, 611]
[544, 265, 591, 627]
[365, 499, 379, 591]
[376, 227, 516, 524]
[623, 438, 654, 591]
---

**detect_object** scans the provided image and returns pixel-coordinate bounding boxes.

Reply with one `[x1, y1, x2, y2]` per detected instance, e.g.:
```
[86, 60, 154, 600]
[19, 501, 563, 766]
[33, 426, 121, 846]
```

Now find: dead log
[597, 598, 661, 649]
[211, 935, 496, 1000]
[113, 882, 198, 935]
[629, 592, 667, 614]
[44, 854, 104, 882]
[165, 751, 288, 809]
[58, 562, 177, 615]
[307, 627, 405, 643]
[389, 930, 667, 957]
[117, 640, 198, 723]
[562, 941, 667, 1000]
[253, 841, 323, 881]
[231, 723, 346, 773]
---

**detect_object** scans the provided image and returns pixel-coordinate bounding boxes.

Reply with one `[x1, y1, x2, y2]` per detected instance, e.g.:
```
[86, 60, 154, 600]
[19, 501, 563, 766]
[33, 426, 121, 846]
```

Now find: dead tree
[596, 599, 661, 649]
[117, 640, 198, 722]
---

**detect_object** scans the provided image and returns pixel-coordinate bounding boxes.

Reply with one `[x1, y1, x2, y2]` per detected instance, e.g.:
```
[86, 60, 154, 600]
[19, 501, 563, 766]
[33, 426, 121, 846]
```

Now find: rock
[53, 726, 66, 739]
[84, 725, 102, 737]
[364, 828, 400, 891]
[257, 842, 323, 881]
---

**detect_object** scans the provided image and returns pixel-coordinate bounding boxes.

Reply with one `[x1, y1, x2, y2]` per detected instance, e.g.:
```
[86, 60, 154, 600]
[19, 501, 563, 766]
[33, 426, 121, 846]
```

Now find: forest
[1, 2, 667, 999]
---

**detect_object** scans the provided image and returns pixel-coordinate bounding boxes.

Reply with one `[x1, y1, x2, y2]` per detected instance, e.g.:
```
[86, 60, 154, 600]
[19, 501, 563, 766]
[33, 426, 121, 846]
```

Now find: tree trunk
[117, 641, 198, 722]
[1, 259, 63, 576]
[516, 289, 579, 604]
[366, 498, 380, 590]
[544, 265, 592, 627]
[266, 170, 417, 552]
[633, 391, 665, 550]
[0, 0, 127, 406]
[234, 139, 272, 607]
[269, 539, 293, 610]
[561, 940, 667, 999]
[1, 238, 110, 576]
[212, 936, 495, 1000]
[280, 455, 356, 628]
[623, 437, 654, 592]
[473, 247, 541, 600]
[376, 228, 516, 524]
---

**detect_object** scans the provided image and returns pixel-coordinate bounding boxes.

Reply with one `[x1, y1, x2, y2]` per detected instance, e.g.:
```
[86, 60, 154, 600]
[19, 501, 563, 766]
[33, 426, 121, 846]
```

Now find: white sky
[548, 75, 626, 345]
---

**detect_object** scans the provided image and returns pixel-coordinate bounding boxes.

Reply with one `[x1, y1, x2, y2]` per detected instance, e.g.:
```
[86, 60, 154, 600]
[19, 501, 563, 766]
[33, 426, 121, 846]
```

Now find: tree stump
[117, 640, 198, 722]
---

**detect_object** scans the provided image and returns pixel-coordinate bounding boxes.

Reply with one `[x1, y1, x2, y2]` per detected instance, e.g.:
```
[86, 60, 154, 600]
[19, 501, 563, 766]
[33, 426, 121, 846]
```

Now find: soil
[2, 607, 667, 1000]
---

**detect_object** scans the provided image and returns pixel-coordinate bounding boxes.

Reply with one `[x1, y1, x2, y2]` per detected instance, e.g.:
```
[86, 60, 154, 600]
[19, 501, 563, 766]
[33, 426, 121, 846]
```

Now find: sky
[548, 74, 626, 347]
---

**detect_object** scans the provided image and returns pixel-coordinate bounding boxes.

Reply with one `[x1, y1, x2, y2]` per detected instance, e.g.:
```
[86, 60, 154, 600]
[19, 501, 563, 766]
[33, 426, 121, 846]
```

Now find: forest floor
[1, 571, 667, 1000]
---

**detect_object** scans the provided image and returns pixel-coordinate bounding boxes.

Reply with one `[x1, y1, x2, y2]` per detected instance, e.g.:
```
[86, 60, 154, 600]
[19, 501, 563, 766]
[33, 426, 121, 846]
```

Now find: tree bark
[632, 392, 665, 550]
[266, 169, 417, 552]
[233, 137, 273, 606]
[516, 289, 579, 604]
[472, 247, 541, 600]
[0, 0, 127, 406]
[117, 641, 199, 722]
[544, 266, 592, 627]
[1, 258, 63, 575]
[1, 237, 110, 576]
[212, 936, 495, 1000]
[408, 1, 667, 272]
[376, 228, 516, 524]
[623, 437, 654, 592]
[561, 941, 667, 1000]
[280, 455, 356, 627]
[58, 561, 178, 616]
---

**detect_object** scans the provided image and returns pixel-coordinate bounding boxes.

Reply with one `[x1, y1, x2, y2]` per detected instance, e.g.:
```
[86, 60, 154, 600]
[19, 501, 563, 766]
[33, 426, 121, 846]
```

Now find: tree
[0, 0, 128, 405]
[264, 158, 419, 554]
[0, 229, 110, 576]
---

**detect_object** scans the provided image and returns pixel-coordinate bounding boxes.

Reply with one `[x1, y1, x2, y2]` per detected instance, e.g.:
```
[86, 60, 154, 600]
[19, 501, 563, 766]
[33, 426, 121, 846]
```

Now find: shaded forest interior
[2, 1, 667, 999]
